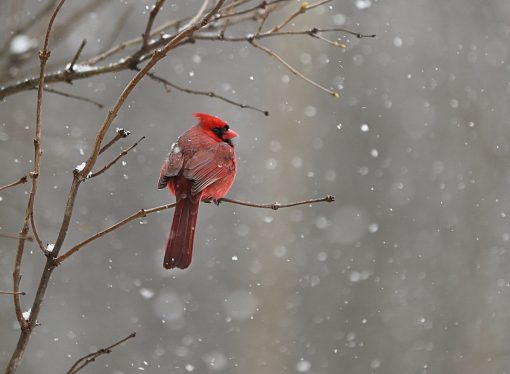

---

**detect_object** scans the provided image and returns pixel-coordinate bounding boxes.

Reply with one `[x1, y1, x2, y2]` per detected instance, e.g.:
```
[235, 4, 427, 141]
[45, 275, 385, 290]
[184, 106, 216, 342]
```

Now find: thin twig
[27, 0, 69, 258]
[193, 27, 370, 42]
[217, 0, 287, 20]
[56, 202, 178, 264]
[34, 86, 104, 109]
[219, 195, 335, 210]
[56, 195, 334, 265]
[67, 39, 87, 72]
[250, 40, 339, 97]
[66, 332, 136, 374]
[0, 232, 33, 241]
[0, 176, 27, 192]
[309, 31, 346, 48]
[99, 128, 131, 155]
[313, 27, 376, 39]
[269, 0, 332, 33]
[83, 18, 182, 66]
[7, 1, 68, 372]
[142, 0, 167, 48]
[257, 8, 270, 34]
[89, 136, 145, 178]
[147, 72, 269, 116]
[0, 291, 26, 296]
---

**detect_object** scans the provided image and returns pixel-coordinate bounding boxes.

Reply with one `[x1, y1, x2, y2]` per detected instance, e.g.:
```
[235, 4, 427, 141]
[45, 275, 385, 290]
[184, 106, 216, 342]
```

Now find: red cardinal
[158, 113, 238, 269]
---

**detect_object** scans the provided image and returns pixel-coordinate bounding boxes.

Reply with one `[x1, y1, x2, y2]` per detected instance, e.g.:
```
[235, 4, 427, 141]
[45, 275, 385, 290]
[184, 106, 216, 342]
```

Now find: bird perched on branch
[158, 113, 238, 269]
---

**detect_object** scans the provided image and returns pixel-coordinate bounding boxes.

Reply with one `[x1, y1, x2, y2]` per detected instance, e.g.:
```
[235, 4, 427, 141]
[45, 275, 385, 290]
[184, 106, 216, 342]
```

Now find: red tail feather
[164, 183, 201, 269]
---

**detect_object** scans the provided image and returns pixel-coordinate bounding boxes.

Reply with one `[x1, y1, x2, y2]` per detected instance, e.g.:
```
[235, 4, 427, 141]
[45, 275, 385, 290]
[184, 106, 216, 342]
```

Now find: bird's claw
[203, 198, 221, 205]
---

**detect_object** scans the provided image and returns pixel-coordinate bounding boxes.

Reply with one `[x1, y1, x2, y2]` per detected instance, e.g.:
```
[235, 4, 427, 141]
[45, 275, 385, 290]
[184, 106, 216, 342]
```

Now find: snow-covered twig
[99, 128, 131, 155]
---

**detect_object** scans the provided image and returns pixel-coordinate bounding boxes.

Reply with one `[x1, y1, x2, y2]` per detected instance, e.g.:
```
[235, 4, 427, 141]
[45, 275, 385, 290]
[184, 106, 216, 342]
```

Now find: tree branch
[0, 232, 33, 241]
[147, 72, 269, 116]
[0, 176, 27, 192]
[99, 128, 131, 155]
[65, 332, 136, 374]
[55, 194, 334, 265]
[89, 136, 145, 178]
[142, 0, 167, 48]
[7, 1, 69, 372]
[0, 291, 26, 296]
[66, 39, 87, 73]
[56, 202, 177, 265]
[268, 0, 332, 34]
[34, 86, 104, 109]
[250, 40, 339, 97]
[219, 194, 335, 209]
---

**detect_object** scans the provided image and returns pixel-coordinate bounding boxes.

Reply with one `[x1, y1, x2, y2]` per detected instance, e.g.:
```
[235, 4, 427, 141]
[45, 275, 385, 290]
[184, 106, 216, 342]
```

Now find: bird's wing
[183, 142, 235, 196]
[158, 142, 184, 189]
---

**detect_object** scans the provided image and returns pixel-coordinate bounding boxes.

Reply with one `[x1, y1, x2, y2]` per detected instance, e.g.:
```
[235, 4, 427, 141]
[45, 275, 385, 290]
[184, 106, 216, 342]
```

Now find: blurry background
[2, 0, 510, 373]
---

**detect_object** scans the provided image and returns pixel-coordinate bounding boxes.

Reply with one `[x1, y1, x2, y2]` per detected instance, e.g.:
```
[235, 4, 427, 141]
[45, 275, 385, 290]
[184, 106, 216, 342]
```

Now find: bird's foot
[203, 198, 221, 205]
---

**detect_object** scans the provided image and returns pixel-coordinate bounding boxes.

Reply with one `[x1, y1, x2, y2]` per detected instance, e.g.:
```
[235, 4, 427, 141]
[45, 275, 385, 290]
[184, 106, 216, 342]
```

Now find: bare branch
[99, 128, 131, 155]
[219, 195, 335, 210]
[56, 202, 178, 265]
[0, 63, 129, 99]
[193, 27, 370, 43]
[309, 31, 346, 48]
[89, 136, 145, 178]
[35, 86, 104, 109]
[56, 194, 334, 265]
[67, 39, 87, 73]
[250, 40, 339, 97]
[0, 291, 26, 296]
[142, 0, 167, 48]
[83, 18, 182, 66]
[27, 0, 70, 257]
[268, 0, 332, 34]
[7, 1, 69, 372]
[314, 27, 376, 39]
[147, 72, 269, 116]
[66, 332, 136, 374]
[0, 232, 33, 241]
[217, 0, 287, 20]
[0, 176, 27, 192]
[29, 213, 47, 256]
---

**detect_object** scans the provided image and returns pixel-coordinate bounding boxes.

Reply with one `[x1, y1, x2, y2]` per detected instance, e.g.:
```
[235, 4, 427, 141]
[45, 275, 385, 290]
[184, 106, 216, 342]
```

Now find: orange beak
[223, 128, 238, 140]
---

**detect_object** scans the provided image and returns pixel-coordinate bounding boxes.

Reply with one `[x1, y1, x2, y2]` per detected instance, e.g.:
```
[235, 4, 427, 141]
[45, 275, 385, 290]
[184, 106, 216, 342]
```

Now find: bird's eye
[224, 124, 229, 131]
